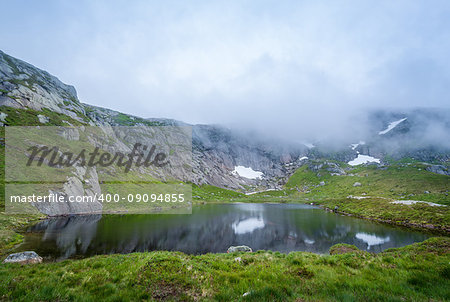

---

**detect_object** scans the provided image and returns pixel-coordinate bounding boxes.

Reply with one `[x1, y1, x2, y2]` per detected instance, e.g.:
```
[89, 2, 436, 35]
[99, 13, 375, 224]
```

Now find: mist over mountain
[0, 50, 449, 194]
[2, 1, 450, 140]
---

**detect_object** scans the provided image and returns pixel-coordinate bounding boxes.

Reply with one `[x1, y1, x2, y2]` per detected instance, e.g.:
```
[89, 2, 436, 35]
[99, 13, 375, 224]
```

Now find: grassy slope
[0, 237, 448, 301]
[0, 214, 41, 256]
[282, 160, 450, 231]
[285, 161, 449, 205]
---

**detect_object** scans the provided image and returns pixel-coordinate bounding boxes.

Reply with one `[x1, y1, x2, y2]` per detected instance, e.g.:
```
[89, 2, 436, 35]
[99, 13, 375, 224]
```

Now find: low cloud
[1, 0, 449, 144]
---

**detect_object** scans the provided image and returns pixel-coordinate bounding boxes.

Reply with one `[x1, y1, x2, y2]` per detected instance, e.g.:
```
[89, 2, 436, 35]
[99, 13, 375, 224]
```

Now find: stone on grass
[353, 182, 362, 187]
[227, 245, 252, 253]
[3, 251, 43, 264]
[37, 114, 49, 124]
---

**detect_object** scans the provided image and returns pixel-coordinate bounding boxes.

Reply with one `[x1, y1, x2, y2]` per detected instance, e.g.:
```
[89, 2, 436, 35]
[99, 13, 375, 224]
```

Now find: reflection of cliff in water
[20, 204, 429, 259]
[28, 215, 102, 260]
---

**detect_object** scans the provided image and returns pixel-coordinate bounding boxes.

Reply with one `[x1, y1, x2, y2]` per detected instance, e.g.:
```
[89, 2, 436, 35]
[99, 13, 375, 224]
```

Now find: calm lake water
[16, 203, 430, 260]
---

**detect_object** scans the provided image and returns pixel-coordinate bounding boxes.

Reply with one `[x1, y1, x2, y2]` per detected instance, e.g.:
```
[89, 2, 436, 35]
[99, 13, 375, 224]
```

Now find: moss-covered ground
[0, 237, 448, 301]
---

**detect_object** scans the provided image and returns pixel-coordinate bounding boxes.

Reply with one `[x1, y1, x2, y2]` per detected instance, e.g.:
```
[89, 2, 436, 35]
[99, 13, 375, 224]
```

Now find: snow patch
[348, 154, 380, 166]
[350, 140, 366, 150]
[302, 142, 315, 148]
[299, 156, 308, 161]
[391, 200, 446, 207]
[232, 166, 264, 179]
[347, 195, 370, 200]
[0, 112, 7, 123]
[379, 118, 407, 135]
[245, 188, 278, 195]
[356, 233, 390, 249]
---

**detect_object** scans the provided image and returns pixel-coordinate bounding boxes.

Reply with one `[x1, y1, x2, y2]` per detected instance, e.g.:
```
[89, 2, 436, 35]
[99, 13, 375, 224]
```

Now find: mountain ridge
[0, 50, 449, 195]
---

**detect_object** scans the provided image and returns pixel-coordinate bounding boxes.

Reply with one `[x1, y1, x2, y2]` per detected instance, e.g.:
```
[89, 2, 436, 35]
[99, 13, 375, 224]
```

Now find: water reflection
[17, 203, 430, 260]
[232, 217, 265, 234]
[356, 232, 391, 250]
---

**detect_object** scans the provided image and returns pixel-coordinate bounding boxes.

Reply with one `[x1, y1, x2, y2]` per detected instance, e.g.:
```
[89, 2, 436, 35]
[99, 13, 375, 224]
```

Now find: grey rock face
[227, 245, 253, 253]
[426, 165, 450, 176]
[3, 251, 43, 264]
[324, 162, 346, 175]
[0, 50, 85, 121]
[32, 166, 103, 216]
[190, 124, 308, 190]
[353, 182, 362, 187]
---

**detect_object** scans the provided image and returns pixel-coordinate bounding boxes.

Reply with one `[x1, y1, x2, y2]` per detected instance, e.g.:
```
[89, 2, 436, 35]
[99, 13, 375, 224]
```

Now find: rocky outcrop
[426, 165, 450, 176]
[227, 245, 253, 253]
[0, 50, 85, 121]
[191, 125, 308, 190]
[32, 166, 103, 216]
[3, 251, 43, 264]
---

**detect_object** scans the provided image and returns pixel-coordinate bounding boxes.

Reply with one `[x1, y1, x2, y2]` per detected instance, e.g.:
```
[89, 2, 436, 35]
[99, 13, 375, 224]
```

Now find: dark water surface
[15, 203, 430, 260]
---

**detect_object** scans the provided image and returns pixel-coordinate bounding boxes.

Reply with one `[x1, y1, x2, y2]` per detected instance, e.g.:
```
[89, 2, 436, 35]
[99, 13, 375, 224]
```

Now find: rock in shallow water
[3, 251, 43, 264]
[227, 245, 252, 253]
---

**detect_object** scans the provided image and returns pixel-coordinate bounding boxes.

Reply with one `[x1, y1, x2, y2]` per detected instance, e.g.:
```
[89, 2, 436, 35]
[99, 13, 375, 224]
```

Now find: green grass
[111, 113, 163, 126]
[0, 213, 42, 255]
[0, 106, 87, 126]
[192, 184, 244, 201]
[285, 160, 449, 204]
[280, 160, 450, 231]
[0, 237, 448, 301]
[313, 197, 450, 232]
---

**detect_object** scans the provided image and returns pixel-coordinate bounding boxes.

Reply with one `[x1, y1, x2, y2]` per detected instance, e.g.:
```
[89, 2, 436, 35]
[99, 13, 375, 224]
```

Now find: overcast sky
[1, 0, 449, 140]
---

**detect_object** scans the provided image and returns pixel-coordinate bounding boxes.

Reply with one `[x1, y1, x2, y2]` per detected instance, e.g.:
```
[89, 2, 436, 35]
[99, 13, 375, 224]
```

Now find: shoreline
[318, 205, 450, 235]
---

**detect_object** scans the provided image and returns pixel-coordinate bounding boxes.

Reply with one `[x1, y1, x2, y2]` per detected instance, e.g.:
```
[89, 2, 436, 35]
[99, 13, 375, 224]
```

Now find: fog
[1, 0, 449, 144]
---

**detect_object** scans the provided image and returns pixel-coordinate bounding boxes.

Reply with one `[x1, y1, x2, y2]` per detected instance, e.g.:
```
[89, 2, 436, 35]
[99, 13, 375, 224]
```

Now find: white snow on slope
[245, 189, 278, 195]
[379, 118, 407, 135]
[299, 156, 308, 161]
[350, 140, 366, 150]
[348, 154, 380, 166]
[391, 200, 446, 207]
[302, 142, 315, 148]
[232, 166, 264, 179]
